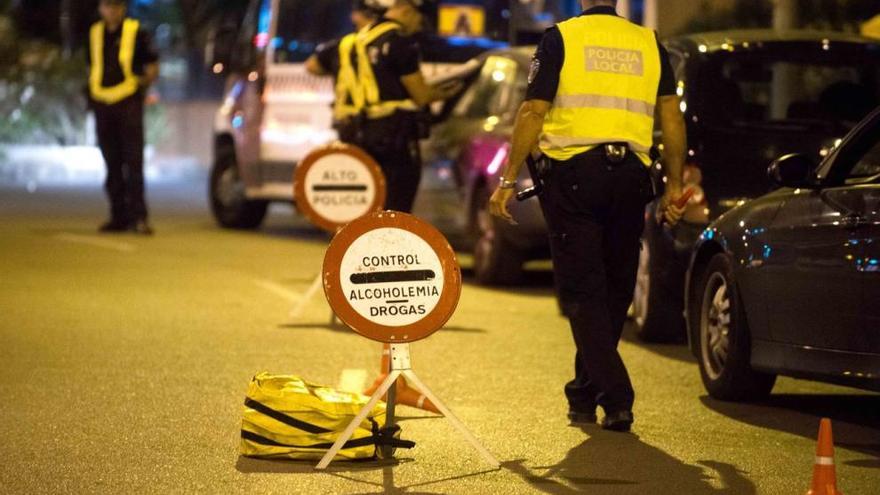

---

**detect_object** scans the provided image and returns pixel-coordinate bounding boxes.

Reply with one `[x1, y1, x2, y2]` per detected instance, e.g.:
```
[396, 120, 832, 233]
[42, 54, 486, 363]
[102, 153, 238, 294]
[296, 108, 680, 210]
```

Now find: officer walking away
[308, 0, 460, 213]
[87, 0, 159, 234]
[489, 0, 687, 432]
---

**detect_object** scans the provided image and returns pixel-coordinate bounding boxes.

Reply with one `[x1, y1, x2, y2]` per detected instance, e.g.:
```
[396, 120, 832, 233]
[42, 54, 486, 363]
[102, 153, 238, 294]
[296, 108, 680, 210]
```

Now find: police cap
[353, 0, 386, 15]
[371, 0, 435, 15]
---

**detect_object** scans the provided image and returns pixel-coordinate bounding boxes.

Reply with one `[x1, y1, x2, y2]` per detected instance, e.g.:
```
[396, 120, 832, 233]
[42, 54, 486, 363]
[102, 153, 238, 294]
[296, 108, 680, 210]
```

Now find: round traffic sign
[323, 211, 462, 343]
[293, 143, 387, 233]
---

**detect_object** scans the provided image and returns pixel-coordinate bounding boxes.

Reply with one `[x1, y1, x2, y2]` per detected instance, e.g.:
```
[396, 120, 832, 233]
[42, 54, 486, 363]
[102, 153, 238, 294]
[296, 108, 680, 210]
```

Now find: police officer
[87, 0, 159, 234]
[489, 0, 687, 432]
[306, 0, 385, 142]
[308, 0, 460, 213]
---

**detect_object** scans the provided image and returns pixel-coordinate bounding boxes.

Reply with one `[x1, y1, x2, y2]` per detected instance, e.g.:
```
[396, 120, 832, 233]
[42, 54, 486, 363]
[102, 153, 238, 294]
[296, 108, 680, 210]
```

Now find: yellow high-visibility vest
[89, 19, 141, 105]
[540, 15, 661, 165]
[334, 33, 359, 121]
[337, 21, 418, 120]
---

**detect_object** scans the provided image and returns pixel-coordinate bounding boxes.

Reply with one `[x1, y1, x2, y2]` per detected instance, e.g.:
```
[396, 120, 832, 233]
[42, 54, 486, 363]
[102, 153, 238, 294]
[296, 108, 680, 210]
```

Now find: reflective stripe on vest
[540, 15, 661, 164]
[337, 21, 418, 120]
[89, 19, 141, 105]
[334, 33, 359, 120]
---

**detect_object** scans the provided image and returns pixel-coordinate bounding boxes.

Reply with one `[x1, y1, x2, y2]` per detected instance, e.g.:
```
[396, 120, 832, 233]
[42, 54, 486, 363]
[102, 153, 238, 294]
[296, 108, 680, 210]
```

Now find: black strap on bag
[242, 399, 415, 452]
[244, 398, 332, 434]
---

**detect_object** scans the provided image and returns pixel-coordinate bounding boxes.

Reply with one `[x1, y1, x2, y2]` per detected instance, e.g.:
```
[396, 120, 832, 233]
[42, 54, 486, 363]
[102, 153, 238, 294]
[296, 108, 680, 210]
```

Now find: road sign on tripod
[317, 211, 498, 470]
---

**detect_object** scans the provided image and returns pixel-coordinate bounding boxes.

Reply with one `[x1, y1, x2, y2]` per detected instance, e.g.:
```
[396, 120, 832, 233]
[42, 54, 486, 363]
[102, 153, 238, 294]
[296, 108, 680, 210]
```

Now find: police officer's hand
[660, 184, 686, 227]
[489, 186, 517, 225]
[436, 80, 464, 100]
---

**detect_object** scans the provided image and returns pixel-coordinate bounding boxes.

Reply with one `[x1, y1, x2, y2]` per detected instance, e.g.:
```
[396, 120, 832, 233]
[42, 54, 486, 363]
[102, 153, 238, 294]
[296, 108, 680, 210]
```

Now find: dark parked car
[685, 106, 880, 400]
[422, 31, 880, 318]
[627, 30, 880, 341]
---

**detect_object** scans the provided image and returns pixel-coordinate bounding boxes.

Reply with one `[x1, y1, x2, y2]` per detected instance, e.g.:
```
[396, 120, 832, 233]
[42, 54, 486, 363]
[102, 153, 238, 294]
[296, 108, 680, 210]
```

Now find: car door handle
[842, 214, 869, 229]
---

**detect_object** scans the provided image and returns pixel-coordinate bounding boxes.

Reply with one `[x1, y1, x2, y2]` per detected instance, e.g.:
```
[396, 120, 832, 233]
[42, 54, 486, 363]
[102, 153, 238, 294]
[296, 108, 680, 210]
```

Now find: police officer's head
[385, 0, 433, 35]
[99, 0, 127, 27]
[352, 0, 384, 31]
[582, 0, 617, 8]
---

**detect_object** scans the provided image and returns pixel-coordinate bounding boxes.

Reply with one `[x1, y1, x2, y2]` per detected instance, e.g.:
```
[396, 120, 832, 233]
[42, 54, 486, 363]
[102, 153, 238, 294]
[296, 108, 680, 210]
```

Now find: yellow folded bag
[240, 372, 413, 461]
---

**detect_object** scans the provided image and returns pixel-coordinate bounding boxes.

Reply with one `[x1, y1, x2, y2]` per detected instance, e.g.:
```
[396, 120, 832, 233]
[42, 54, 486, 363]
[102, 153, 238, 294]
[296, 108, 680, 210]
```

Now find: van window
[272, 0, 353, 63]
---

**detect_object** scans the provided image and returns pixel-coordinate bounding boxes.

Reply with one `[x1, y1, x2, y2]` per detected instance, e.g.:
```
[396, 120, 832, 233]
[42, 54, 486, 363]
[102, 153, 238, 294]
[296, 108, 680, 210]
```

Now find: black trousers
[361, 138, 421, 213]
[345, 114, 422, 214]
[539, 150, 655, 414]
[93, 96, 148, 222]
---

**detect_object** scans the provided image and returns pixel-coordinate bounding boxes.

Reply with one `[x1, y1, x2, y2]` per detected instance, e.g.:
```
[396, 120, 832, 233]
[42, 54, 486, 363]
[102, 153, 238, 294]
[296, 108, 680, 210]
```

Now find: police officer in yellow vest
[306, 0, 386, 141]
[490, 0, 687, 432]
[308, 0, 460, 213]
[87, 0, 159, 234]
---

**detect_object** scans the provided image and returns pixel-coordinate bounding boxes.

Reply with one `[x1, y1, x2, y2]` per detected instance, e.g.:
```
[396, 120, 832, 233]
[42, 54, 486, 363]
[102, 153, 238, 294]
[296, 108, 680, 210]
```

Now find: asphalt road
[0, 179, 878, 494]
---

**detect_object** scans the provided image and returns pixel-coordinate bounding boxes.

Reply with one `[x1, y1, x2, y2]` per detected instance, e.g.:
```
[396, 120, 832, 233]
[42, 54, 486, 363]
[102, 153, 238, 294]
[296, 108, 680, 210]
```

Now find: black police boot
[99, 218, 130, 233]
[567, 408, 598, 425]
[131, 218, 154, 236]
[601, 410, 634, 432]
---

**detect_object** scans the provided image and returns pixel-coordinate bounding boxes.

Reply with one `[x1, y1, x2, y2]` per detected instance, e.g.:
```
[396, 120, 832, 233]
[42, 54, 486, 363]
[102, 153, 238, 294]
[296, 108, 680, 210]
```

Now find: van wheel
[696, 253, 776, 401]
[210, 145, 268, 229]
[471, 186, 524, 285]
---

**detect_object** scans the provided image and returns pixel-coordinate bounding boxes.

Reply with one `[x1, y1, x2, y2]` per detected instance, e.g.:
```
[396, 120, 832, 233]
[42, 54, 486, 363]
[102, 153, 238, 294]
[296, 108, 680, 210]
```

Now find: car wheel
[632, 224, 686, 342]
[471, 186, 524, 285]
[210, 145, 268, 229]
[696, 253, 776, 401]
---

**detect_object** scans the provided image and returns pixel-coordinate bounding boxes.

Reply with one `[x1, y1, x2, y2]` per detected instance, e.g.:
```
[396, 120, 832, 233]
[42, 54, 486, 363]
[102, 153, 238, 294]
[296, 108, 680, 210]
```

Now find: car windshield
[270, 0, 353, 63]
[700, 41, 880, 130]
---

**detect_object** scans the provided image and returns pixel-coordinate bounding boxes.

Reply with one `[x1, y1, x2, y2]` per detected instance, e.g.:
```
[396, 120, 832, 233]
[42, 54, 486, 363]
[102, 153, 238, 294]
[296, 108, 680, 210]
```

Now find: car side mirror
[768, 153, 817, 188]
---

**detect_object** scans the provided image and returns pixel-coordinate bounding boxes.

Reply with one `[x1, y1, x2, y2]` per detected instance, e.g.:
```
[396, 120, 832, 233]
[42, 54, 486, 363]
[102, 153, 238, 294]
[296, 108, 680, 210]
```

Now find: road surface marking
[55, 233, 136, 253]
[253, 279, 301, 303]
[337, 368, 368, 394]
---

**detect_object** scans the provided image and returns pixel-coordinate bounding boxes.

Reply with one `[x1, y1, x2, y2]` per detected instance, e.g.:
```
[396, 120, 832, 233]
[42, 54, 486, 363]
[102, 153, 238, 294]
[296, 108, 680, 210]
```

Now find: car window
[700, 43, 880, 129]
[848, 139, 880, 180]
[452, 55, 519, 120]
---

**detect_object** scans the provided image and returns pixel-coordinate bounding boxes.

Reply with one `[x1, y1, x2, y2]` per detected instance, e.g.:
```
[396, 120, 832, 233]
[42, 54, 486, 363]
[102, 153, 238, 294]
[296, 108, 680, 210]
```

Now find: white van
[207, 0, 354, 228]
[206, 0, 493, 229]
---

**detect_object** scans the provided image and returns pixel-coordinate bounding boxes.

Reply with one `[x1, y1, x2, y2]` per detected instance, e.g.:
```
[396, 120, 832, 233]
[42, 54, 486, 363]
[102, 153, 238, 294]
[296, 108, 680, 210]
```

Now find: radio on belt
[316, 211, 499, 470]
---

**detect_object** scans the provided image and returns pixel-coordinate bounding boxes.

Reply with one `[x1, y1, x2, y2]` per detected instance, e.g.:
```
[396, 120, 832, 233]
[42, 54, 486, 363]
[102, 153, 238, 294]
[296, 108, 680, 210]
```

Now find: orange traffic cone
[806, 418, 843, 495]
[365, 344, 440, 414]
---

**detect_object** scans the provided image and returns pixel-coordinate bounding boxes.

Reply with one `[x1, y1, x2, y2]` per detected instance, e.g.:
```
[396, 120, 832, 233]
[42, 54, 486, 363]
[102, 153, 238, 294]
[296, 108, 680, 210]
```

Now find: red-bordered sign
[293, 143, 387, 233]
[323, 211, 462, 343]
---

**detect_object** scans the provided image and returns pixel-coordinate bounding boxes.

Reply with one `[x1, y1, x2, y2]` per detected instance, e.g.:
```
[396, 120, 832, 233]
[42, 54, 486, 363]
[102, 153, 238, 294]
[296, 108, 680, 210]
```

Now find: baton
[659, 187, 694, 225]
[516, 155, 543, 202]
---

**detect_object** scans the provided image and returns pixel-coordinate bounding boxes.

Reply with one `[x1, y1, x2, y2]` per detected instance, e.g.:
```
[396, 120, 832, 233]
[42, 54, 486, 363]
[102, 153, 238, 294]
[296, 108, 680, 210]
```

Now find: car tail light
[683, 162, 709, 224]
[485, 143, 510, 176]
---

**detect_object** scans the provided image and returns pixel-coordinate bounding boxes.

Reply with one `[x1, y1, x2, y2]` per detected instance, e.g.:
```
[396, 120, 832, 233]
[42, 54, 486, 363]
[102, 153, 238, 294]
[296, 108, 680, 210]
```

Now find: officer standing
[87, 0, 158, 234]
[308, 0, 460, 213]
[489, 0, 687, 432]
[306, 0, 385, 142]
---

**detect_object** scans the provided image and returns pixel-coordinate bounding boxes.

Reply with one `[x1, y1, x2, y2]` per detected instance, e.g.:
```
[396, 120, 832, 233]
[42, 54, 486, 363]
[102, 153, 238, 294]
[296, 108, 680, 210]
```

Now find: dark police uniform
[87, 18, 158, 229]
[527, 6, 676, 422]
[314, 17, 424, 213]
